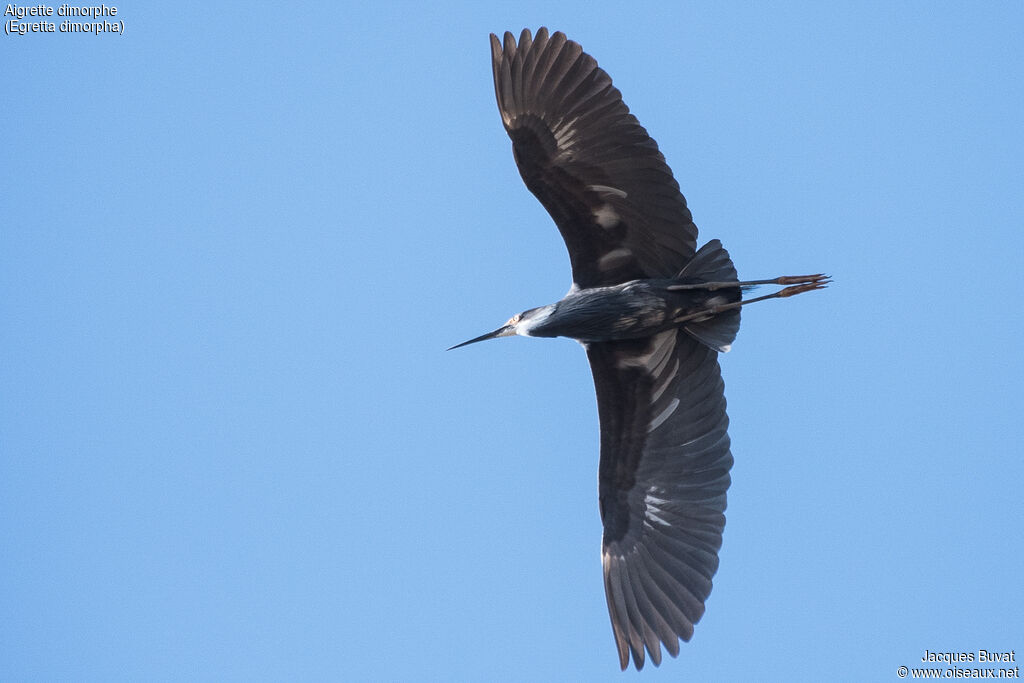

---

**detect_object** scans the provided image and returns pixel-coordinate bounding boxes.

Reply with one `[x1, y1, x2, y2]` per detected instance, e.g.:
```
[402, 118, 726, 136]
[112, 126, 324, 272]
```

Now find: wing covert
[586, 330, 733, 670]
[490, 28, 698, 288]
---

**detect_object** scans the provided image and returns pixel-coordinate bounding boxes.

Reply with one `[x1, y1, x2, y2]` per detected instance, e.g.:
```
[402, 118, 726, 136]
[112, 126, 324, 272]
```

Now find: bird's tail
[677, 239, 738, 283]
[675, 240, 741, 353]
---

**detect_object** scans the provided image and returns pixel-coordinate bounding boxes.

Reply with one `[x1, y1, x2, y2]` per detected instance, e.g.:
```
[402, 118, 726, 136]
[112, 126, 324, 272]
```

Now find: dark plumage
[452, 28, 826, 670]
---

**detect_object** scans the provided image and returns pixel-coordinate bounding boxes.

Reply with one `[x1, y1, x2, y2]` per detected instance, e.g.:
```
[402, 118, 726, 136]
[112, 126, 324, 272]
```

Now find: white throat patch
[515, 306, 554, 337]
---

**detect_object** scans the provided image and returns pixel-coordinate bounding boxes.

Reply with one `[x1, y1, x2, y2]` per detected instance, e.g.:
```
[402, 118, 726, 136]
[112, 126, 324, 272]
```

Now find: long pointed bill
[447, 325, 513, 351]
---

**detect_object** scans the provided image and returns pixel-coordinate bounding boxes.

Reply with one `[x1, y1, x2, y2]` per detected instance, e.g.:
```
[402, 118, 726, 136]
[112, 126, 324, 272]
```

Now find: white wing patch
[598, 247, 632, 270]
[593, 203, 620, 228]
[552, 116, 580, 157]
[650, 357, 679, 404]
[644, 490, 672, 527]
[587, 184, 628, 199]
[616, 330, 675, 370]
[648, 397, 680, 433]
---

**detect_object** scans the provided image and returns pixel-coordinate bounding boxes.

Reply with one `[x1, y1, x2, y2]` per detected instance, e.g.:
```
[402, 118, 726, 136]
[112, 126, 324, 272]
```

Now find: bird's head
[448, 305, 554, 350]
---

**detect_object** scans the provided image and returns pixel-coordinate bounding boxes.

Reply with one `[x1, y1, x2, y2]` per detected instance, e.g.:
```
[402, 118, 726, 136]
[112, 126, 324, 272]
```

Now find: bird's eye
[509, 314, 521, 325]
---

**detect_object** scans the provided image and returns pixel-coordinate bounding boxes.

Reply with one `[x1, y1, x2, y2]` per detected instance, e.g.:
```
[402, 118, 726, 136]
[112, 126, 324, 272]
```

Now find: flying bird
[452, 28, 827, 670]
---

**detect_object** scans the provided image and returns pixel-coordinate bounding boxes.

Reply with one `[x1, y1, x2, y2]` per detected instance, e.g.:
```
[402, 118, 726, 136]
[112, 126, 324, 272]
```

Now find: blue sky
[3, 2, 1022, 680]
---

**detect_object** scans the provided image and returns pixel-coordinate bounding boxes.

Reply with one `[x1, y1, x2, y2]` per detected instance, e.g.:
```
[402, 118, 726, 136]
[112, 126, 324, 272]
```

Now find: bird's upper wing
[490, 28, 698, 288]
[586, 330, 732, 670]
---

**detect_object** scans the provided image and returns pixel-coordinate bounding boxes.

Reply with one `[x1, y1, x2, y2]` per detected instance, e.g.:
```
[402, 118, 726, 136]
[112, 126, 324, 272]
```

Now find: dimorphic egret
[452, 28, 827, 670]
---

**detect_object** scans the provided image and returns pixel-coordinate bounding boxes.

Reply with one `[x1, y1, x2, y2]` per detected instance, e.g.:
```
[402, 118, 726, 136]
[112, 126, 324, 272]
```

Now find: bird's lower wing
[586, 330, 733, 670]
